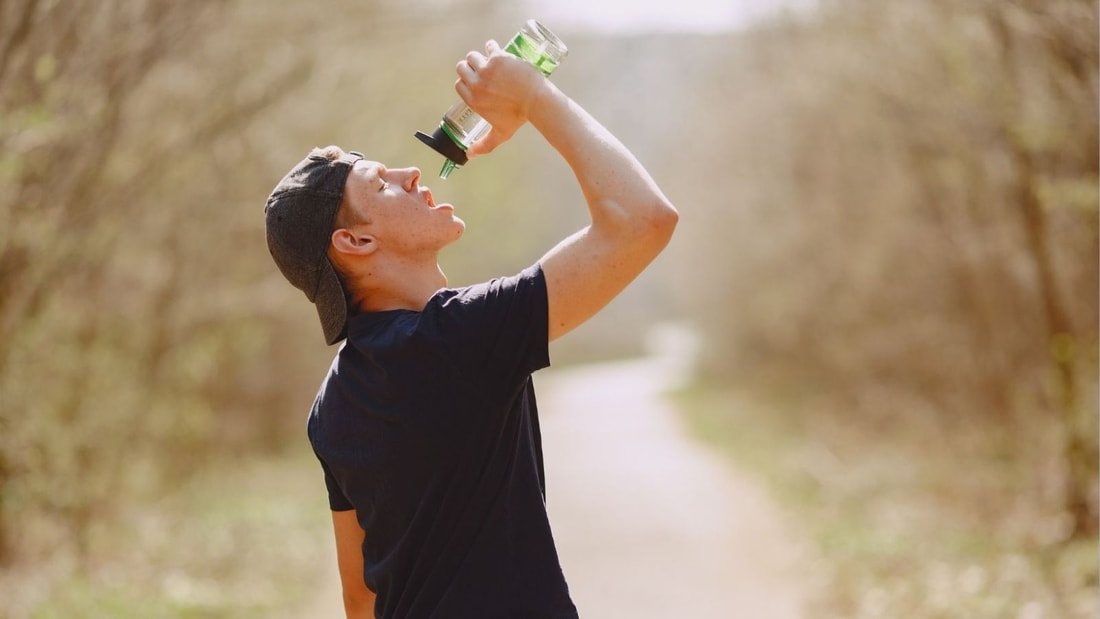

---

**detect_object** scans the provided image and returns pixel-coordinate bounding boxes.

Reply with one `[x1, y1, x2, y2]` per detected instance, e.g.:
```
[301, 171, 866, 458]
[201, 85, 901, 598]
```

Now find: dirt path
[538, 332, 812, 618]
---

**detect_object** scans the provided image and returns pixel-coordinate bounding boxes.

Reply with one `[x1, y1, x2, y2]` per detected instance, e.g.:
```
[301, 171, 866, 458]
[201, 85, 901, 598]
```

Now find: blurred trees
[0, 0, 334, 572]
[682, 0, 1097, 536]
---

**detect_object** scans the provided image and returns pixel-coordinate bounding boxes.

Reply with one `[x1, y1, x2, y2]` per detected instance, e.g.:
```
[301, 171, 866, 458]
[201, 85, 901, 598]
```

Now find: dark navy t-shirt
[307, 264, 578, 619]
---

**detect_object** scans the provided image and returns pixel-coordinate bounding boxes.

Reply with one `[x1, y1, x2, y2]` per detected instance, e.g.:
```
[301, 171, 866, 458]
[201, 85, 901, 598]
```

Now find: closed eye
[378, 181, 389, 192]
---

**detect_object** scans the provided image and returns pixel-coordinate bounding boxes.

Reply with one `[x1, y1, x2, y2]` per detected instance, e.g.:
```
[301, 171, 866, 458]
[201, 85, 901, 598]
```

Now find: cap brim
[314, 259, 349, 345]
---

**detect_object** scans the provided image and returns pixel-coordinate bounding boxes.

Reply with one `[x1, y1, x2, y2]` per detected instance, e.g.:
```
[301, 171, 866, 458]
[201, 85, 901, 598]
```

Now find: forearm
[457, 39, 679, 341]
[527, 82, 677, 232]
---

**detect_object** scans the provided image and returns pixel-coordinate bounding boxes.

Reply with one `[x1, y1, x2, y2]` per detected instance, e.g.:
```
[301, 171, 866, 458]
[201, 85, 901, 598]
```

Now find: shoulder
[435, 264, 546, 309]
[414, 264, 547, 332]
[423, 264, 551, 381]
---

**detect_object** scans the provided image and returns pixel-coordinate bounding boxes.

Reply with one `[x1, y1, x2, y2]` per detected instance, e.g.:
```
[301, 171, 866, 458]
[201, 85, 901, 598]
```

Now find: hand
[454, 39, 547, 158]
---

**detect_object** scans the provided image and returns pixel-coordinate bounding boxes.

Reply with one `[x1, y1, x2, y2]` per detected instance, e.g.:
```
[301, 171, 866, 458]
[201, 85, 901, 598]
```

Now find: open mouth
[424, 188, 436, 207]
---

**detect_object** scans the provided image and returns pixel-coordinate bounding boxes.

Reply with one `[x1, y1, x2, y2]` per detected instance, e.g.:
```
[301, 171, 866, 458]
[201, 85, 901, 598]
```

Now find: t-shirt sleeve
[319, 456, 355, 512]
[430, 263, 550, 390]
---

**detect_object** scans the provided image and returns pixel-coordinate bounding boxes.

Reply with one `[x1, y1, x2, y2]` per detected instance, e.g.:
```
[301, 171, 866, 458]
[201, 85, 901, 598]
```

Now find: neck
[352, 255, 448, 314]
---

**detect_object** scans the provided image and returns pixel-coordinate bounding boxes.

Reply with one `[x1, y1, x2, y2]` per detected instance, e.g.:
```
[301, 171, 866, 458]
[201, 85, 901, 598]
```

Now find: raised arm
[457, 41, 679, 341]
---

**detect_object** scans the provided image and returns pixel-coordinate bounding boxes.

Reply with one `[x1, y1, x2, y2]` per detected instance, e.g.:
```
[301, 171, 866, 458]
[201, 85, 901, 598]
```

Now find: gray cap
[265, 148, 364, 345]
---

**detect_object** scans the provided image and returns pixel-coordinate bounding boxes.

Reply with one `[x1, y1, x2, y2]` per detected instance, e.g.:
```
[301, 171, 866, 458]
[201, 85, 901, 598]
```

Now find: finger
[454, 78, 473, 105]
[466, 50, 488, 72]
[467, 129, 504, 158]
[455, 60, 476, 82]
[484, 39, 501, 55]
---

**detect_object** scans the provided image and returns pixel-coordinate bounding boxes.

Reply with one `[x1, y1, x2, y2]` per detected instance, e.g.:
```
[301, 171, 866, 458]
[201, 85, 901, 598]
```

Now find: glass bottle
[415, 19, 568, 179]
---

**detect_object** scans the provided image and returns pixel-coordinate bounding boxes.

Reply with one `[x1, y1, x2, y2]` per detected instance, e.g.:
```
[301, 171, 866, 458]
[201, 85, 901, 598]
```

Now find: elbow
[595, 197, 679, 244]
[661, 201, 680, 232]
[625, 199, 678, 247]
[649, 199, 679, 243]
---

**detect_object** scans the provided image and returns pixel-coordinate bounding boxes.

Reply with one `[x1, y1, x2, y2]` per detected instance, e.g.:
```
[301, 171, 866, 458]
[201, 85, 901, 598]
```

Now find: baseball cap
[264, 147, 364, 345]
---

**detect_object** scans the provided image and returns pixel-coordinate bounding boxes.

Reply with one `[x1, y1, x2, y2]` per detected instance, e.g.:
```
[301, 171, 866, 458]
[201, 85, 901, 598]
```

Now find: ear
[331, 228, 378, 257]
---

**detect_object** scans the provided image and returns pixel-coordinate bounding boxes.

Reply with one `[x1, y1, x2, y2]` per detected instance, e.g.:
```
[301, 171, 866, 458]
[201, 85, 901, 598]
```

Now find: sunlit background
[0, 0, 1096, 617]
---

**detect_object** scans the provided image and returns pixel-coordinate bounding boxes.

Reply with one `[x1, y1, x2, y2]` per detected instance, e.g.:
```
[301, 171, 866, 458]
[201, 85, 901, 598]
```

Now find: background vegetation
[0, 0, 1095, 617]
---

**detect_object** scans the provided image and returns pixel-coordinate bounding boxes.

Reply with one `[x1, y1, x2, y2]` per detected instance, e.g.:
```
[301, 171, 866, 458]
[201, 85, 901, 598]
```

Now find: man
[265, 39, 678, 618]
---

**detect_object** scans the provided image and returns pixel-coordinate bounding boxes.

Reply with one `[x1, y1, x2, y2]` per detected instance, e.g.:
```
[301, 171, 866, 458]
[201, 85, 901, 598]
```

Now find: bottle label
[451, 106, 477, 126]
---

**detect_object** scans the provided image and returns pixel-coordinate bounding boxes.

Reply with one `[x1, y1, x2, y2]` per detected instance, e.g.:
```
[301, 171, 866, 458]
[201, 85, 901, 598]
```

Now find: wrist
[526, 80, 565, 130]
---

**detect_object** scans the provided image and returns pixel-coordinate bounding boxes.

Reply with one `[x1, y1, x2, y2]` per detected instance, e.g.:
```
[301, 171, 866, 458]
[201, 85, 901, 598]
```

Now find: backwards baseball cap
[265, 147, 364, 345]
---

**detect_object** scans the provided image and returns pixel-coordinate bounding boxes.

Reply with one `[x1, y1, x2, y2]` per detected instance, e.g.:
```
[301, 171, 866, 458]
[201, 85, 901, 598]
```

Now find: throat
[360, 262, 448, 313]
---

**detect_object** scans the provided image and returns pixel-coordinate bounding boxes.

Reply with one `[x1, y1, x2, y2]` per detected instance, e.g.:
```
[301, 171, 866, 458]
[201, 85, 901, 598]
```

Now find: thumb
[466, 128, 506, 158]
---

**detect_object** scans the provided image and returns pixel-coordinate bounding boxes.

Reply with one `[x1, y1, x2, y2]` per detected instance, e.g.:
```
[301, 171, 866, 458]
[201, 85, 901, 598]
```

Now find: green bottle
[415, 19, 568, 179]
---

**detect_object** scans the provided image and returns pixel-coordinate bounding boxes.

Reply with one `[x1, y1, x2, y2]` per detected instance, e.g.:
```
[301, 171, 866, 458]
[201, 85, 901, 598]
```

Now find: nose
[398, 167, 421, 192]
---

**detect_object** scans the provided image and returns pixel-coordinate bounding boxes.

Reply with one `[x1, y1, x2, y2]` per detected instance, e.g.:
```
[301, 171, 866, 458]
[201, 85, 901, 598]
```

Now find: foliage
[1, 450, 332, 618]
[681, 383, 1098, 618]
[0, 0, 331, 585]
[676, 0, 1098, 536]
